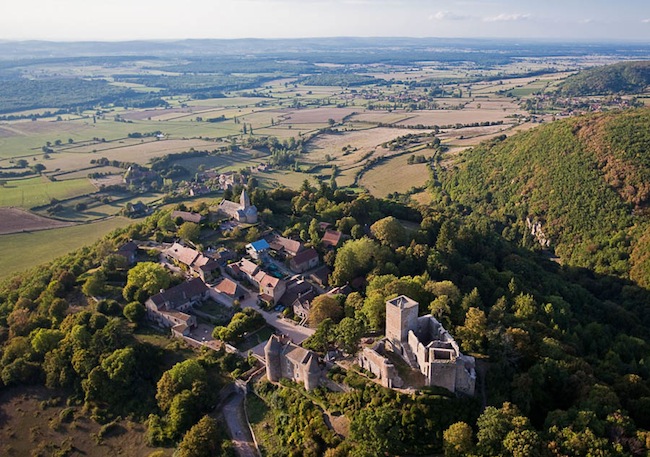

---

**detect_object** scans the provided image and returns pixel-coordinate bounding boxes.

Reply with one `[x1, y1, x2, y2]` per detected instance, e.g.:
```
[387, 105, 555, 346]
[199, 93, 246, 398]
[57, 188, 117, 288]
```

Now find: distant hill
[556, 61, 650, 96]
[437, 108, 650, 284]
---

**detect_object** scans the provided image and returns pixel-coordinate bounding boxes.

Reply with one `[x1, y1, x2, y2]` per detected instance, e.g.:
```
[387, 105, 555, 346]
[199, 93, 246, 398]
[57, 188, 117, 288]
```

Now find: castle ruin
[359, 295, 476, 395]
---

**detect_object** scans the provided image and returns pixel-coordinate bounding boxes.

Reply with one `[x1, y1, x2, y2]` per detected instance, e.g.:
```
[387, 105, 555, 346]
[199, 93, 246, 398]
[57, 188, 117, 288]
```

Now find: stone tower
[264, 335, 282, 382]
[385, 295, 419, 344]
[240, 188, 251, 208]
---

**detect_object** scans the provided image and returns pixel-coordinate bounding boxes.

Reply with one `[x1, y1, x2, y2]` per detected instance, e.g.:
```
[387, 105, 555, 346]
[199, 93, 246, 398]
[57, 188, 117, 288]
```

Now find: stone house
[217, 189, 258, 223]
[264, 334, 321, 390]
[164, 242, 219, 282]
[144, 278, 208, 335]
[171, 210, 204, 224]
[289, 248, 320, 273]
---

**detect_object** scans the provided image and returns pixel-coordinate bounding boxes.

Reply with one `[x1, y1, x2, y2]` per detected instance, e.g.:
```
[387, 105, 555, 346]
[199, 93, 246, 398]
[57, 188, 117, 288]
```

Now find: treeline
[0, 76, 168, 113]
[298, 74, 380, 87]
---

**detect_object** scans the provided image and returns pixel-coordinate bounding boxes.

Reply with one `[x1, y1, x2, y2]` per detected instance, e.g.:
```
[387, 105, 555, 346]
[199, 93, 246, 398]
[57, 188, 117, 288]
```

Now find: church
[217, 188, 258, 223]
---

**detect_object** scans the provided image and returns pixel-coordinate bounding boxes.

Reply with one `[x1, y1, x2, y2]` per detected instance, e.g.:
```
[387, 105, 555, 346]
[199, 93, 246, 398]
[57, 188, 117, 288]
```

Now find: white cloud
[642, 18, 650, 23]
[429, 11, 469, 21]
[483, 13, 531, 22]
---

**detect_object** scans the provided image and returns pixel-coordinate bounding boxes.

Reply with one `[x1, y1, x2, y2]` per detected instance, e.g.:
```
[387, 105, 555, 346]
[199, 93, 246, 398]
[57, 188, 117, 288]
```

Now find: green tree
[82, 270, 106, 298]
[30, 328, 63, 355]
[176, 415, 223, 457]
[336, 317, 365, 354]
[123, 262, 171, 302]
[308, 294, 344, 327]
[443, 422, 474, 457]
[370, 216, 407, 248]
[156, 359, 207, 411]
[456, 307, 487, 353]
[178, 222, 201, 243]
[123, 301, 146, 323]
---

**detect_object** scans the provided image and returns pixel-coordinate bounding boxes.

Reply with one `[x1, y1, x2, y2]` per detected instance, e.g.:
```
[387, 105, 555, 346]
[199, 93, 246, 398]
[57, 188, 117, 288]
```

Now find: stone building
[264, 335, 321, 390]
[359, 295, 476, 395]
[217, 189, 258, 223]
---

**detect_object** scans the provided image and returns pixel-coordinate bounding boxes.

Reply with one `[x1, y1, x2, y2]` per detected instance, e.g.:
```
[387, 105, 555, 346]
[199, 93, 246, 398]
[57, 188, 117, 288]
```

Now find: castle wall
[455, 355, 476, 396]
[429, 362, 458, 392]
[359, 346, 402, 388]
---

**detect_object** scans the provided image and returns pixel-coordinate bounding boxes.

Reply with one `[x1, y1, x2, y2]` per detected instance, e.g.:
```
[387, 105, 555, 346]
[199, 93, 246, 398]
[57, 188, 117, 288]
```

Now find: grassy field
[0, 386, 172, 457]
[0, 176, 96, 208]
[0, 217, 131, 280]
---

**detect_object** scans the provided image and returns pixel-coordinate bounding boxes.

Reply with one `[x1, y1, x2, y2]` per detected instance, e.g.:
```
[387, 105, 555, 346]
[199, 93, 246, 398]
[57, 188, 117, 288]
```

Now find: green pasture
[0, 176, 96, 208]
[0, 217, 131, 280]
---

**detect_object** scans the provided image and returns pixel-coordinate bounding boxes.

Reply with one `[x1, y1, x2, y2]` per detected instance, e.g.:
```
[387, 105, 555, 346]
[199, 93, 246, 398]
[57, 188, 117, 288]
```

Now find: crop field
[305, 127, 424, 164]
[0, 217, 131, 279]
[0, 207, 73, 234]
[360, 154, 430, 197]
[395, 107, 522, 126]
[0, 176, 96, 208]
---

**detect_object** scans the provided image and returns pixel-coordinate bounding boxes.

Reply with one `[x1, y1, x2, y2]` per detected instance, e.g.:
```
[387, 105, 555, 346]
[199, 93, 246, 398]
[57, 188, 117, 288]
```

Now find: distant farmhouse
[265, 334, 321, 390]
[144, 278, 209, 337]
[217, 189, 258, 223]
[359, 295, 476, 395]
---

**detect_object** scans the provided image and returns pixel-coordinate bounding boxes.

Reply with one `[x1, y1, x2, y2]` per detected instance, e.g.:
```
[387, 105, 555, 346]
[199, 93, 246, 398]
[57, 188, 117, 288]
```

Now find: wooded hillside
[437, 108, 650, 282]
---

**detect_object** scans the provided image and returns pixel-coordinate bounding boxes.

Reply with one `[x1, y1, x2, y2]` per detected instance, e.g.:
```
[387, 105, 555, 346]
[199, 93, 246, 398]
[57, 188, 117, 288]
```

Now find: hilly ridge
[437, 108, 650, 283]
[557, 60, 650, 96]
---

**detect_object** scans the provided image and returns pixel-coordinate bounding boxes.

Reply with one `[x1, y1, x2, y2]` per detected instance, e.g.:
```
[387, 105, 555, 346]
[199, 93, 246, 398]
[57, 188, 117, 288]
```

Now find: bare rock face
[526, 217, 551, 248]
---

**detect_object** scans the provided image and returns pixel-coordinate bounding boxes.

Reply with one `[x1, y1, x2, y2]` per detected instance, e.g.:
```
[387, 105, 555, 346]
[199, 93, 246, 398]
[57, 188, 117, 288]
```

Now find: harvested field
[305, 127, 426, 166]
[360, 154, 430, 198]
[67, 138, 220, 165]
[274, 107, 359, 124]
[0, 207, 73, 234]
[0, 386, 171, 457]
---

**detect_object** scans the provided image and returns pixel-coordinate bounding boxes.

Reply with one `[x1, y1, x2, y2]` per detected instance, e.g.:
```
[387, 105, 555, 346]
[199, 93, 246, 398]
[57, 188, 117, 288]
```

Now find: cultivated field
[360, 154, 430, 198]
[0, 207, 73, 234]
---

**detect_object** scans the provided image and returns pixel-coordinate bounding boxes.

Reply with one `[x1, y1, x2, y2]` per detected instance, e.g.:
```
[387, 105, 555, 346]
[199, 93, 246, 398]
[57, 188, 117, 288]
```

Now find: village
[116, 187, 476, 400]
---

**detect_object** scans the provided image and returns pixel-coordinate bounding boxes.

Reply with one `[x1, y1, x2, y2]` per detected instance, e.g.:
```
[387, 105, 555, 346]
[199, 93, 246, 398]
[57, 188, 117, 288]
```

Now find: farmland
[1, 40, 646, 274]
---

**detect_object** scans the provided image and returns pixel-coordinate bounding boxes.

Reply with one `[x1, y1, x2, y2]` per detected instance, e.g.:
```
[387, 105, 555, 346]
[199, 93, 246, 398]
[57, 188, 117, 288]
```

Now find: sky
[2, 0, 650, 42]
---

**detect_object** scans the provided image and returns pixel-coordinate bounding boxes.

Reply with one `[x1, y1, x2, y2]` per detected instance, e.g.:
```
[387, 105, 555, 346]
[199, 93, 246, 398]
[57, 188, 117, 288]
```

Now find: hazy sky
[2, 0, 650, 41]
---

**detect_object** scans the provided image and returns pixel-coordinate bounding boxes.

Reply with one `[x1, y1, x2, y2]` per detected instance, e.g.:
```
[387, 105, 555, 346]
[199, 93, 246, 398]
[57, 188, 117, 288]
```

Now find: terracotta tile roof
[165, 242, 200, 266]
[266, 234, 303, 256]
[290, 248, 319, 267]
[215, 278, 238, 296]
[321, 229, 342, 248]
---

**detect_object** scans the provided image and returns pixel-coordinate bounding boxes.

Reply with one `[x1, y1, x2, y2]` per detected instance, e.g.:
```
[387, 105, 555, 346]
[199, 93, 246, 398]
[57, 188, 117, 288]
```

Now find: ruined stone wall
[455, 355, 476, 396]
[429, 362, 458, 392]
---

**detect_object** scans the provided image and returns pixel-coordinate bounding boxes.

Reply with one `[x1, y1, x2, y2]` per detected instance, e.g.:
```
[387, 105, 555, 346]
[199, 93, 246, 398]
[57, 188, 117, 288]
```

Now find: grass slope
[0, 217, 131, 280]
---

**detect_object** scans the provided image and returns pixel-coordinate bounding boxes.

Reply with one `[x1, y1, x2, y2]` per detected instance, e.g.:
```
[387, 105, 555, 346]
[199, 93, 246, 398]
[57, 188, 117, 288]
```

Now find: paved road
[241, 293, 314, 344]
[223, 391, 259, 457]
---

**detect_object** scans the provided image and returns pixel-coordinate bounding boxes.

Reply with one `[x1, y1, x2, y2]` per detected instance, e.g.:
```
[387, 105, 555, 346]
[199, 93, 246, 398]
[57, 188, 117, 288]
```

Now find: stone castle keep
[359, 295, 476, 395]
